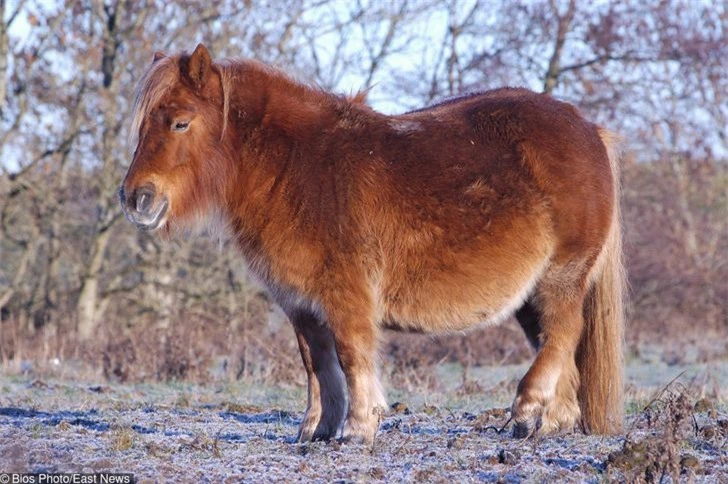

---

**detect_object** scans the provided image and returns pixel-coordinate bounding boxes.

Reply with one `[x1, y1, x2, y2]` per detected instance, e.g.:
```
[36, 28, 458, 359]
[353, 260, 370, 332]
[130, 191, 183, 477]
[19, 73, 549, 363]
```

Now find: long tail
[577, 128, 626, 434]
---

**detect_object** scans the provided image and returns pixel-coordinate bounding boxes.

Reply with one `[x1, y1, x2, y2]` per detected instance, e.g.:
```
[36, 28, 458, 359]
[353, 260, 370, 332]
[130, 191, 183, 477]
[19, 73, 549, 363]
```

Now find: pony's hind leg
[511, 261, 590, 438]
[290, 311, 347, 442]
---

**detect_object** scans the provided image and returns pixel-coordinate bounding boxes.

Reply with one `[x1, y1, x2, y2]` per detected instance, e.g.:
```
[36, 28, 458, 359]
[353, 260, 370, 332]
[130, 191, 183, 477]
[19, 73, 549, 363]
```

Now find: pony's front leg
[327, 302, 386, 445]
[290, 311, 347, 442]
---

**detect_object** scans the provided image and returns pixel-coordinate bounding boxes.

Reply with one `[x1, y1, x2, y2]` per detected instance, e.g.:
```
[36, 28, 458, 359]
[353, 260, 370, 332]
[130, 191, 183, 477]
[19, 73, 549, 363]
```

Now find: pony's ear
[185, 43, 213, 89]
[152, 51, 166, 63]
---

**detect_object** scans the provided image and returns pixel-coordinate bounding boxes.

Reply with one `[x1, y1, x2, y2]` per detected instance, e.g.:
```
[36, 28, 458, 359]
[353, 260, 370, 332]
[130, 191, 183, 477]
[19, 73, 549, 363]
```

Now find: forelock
[129, 57, 180, 148]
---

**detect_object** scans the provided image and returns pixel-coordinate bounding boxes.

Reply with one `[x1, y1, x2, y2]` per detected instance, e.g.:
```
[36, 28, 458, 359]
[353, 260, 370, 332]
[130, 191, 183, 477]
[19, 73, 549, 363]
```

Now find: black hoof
[512, 416, 541, 439]
[512, 421, 532, 439]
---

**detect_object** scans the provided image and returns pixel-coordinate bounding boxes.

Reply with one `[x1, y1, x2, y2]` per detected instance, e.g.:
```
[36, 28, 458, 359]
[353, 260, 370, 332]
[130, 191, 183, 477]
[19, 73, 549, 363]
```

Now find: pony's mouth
[125, 198, 169, 231]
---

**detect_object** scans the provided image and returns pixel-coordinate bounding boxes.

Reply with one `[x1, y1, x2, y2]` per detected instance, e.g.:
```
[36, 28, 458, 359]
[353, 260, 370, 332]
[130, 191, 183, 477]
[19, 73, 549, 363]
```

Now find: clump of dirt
[390, 402, 411, 415]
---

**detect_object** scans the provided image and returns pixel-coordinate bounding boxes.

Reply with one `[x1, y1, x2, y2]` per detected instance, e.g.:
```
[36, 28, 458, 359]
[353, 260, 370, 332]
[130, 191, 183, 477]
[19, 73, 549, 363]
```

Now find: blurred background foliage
[0, 0, 725, 384]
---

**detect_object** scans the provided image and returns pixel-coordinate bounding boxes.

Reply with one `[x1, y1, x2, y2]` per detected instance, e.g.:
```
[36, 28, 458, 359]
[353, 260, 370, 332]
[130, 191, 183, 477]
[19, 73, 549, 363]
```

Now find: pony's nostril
[118, 187, 127, 205]
[137, 193, 150, 212]
[134, 186, 156, 214]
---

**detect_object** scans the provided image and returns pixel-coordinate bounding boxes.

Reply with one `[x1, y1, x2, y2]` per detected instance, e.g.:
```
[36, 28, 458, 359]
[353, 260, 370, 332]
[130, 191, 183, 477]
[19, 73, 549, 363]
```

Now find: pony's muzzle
[119, 184, 169, 231]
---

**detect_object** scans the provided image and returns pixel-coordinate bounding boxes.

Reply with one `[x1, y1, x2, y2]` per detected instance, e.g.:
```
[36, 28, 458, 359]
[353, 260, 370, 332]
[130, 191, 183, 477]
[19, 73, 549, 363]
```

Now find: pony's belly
[377, 220, 554, 334]
[381, 308, 501, 333]
[379, 259, 546, 334]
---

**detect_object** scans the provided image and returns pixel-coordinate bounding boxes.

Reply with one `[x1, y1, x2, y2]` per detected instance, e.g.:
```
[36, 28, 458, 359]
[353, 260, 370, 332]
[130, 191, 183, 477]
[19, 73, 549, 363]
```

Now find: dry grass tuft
[179, 432, 223, 458]
[109, 425, 135, 451]
[222, 401, 263, 413]
[144, 441, 174, 459]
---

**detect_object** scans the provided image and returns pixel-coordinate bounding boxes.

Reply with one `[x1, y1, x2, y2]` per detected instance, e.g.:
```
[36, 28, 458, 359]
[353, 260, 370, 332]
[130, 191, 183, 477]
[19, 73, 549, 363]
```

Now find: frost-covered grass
[1, 361, 726, 482]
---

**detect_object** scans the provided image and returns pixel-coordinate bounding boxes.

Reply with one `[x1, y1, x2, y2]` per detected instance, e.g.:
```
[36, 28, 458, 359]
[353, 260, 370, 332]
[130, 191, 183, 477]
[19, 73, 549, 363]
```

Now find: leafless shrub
[608, 381, 724, 482]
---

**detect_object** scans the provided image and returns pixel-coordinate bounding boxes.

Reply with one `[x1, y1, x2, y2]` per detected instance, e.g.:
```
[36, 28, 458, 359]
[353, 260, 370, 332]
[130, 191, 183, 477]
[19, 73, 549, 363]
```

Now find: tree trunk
[77, 228, 112, 339]
[76, 1, 125, 340]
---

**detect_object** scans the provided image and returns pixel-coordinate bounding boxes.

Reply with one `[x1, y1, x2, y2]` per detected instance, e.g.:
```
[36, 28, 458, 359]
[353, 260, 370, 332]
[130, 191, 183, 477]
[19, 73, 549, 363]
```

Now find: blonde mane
[129, 55, 233, 147]
[218, 62, 234, 141]
[129, 57, 179, 148]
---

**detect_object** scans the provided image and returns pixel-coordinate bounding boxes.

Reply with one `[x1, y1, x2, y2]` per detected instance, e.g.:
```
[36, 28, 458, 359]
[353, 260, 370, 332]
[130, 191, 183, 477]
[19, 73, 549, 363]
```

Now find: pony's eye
[172, 121, 190, 132]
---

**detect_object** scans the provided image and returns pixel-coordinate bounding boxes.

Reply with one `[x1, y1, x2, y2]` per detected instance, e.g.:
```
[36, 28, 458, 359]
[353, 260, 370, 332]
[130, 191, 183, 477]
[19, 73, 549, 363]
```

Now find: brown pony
[120, 44, 625, 444]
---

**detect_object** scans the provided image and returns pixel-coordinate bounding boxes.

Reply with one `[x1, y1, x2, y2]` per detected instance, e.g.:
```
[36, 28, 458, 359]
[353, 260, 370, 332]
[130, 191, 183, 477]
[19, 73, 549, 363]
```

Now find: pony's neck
[218, 62, 339, 250]
[216, 61, 384, 264]
[221, 60, 342, 142]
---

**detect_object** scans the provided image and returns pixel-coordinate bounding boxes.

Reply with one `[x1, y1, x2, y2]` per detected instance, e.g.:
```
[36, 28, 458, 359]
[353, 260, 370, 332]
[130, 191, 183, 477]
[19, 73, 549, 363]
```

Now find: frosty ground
[1, 361, 726, 483]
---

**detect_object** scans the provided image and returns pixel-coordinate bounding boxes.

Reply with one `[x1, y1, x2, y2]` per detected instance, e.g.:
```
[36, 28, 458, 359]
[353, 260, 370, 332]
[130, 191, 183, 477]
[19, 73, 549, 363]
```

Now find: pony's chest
[243, 247, 326, 320]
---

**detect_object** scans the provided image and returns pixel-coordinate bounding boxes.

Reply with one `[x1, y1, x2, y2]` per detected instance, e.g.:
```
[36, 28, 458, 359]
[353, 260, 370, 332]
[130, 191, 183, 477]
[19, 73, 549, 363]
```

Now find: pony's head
[120, 44, 229, 232]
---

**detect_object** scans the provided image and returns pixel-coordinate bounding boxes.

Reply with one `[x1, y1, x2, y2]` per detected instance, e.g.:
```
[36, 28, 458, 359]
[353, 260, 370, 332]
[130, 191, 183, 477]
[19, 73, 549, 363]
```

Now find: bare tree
[1, 0, 725, 378]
